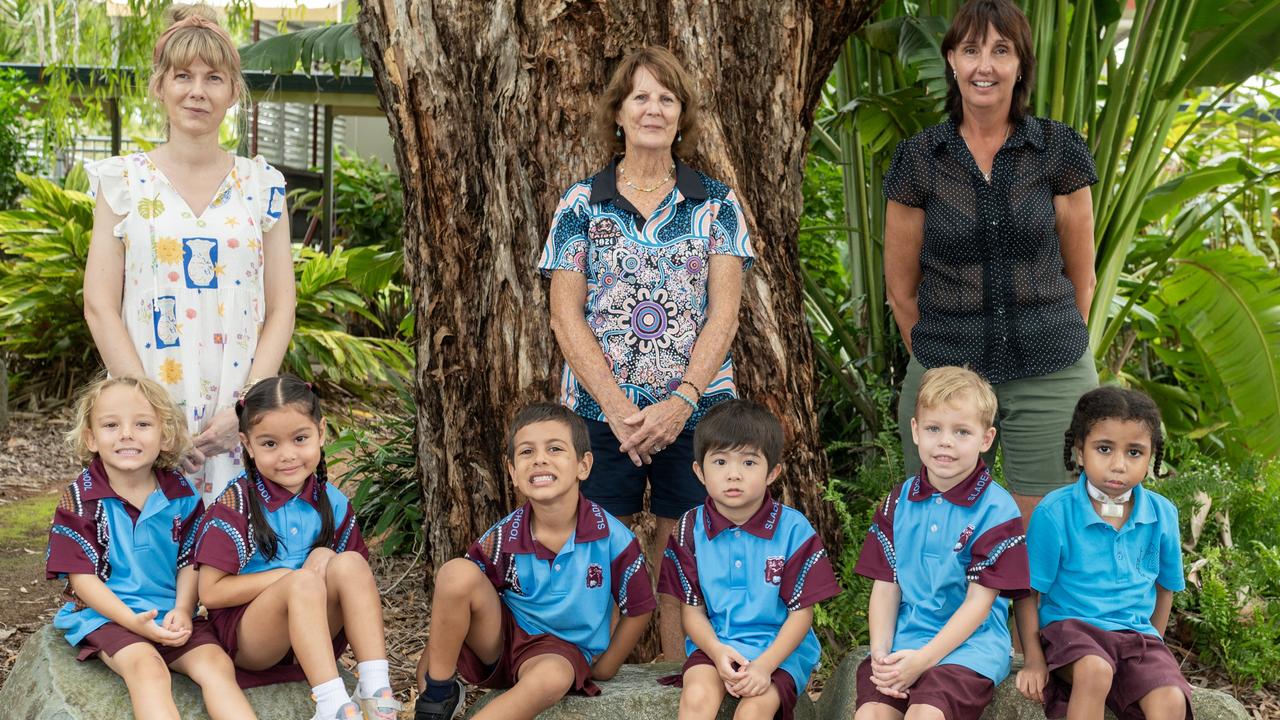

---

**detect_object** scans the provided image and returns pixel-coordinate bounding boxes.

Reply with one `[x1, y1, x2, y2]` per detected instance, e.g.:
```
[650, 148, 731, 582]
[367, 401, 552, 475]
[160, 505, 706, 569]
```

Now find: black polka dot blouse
[884, 116, 1098, 384]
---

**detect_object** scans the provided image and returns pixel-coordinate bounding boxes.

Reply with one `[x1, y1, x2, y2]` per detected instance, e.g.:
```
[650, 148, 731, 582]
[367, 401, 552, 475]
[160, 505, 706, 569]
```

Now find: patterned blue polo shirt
[538, 158, 755, 429]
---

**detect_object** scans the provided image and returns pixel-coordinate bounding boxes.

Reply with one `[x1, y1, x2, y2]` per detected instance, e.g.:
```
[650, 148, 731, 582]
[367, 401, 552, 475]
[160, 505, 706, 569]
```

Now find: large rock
[466, 662, 817, 719]
[0, 624, 354, 719]
[818, 648, 1249, 720]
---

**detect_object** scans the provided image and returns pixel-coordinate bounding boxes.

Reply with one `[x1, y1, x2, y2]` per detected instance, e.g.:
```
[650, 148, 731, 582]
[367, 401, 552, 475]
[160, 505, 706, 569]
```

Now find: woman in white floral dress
[84, 4, 295, 503]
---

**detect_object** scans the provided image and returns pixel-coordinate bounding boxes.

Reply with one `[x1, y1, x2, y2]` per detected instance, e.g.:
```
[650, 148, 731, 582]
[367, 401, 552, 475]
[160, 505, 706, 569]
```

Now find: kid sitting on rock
[853, 366, 1030, 720]
[413, 403, 656, 720]
[658, 399, 841, 720]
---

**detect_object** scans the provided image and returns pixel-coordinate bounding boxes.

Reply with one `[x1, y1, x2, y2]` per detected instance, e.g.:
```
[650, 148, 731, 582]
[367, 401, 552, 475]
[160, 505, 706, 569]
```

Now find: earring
[1018, 74, 1023, 81]
[616, 126, 622, 138]
[676, 131, 683, 143]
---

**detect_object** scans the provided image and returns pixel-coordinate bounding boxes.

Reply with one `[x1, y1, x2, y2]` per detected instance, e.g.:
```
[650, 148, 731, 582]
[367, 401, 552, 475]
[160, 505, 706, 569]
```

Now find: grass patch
[0, 492, 57, 549]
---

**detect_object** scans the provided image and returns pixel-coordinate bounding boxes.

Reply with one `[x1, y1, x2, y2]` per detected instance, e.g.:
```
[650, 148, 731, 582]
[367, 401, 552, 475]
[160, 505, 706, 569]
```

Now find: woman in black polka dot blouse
[884, 0, 1099, 529]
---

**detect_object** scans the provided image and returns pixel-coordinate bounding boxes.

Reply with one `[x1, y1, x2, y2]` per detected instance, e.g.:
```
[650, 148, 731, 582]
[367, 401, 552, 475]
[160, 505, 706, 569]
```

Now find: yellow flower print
[214, 263, 226, 277]
[137, 196, 165, 219]
[158, 358, 183, 385]
[224, 215, 239, 227]
[155, 236, 183, 264]
[218, 302, 226, 317]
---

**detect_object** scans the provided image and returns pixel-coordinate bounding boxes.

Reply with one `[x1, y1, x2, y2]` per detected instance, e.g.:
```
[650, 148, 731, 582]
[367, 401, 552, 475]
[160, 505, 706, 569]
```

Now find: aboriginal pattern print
[539, 166, 754, 430]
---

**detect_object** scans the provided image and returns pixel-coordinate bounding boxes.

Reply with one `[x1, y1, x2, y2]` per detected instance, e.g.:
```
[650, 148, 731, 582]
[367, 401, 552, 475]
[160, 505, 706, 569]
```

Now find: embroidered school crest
[765, 556, 785, 585]
[172, 515, 183, 543]
[586, 563, 604, 589]
[953, 524, 976, 552]
[587, 218, 623, 243]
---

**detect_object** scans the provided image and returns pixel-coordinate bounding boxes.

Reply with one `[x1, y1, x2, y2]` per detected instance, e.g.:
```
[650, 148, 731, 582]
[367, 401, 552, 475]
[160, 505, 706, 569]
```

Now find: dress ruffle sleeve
[250, 155, 288, 233]
[84, 156, 131, 238]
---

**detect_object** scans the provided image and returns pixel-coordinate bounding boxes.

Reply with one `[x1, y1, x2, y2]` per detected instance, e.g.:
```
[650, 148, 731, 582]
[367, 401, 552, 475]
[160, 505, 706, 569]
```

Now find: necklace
[1085, 481, 1132, 518]
[619, 161, 675, 193]
[964, 124, 1011, 184]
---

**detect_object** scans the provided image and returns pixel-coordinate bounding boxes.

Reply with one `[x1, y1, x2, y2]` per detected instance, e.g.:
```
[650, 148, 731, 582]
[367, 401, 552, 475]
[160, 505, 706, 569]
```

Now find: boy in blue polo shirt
[658, 399, 841, 720]
[413, 403, 656, 720]
[853, 367, 1030, 720]
[1016, 387, 1191, 720]
[46, 376, 254, 719]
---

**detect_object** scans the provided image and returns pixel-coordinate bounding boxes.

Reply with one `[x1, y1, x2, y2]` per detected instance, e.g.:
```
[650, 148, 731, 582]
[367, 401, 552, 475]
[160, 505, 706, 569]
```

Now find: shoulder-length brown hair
[941, 0, 1036, 125]
[594, 46, 701, 158]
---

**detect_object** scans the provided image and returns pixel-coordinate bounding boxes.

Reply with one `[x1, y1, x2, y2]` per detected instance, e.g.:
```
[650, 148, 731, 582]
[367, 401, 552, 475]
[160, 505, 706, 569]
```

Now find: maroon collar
[703, 493, 782, 540]
[907, 462, 994, 508]
[502, 493, 611, 558]
[249, 470, 322, 513]
[80, 458, 195, 502]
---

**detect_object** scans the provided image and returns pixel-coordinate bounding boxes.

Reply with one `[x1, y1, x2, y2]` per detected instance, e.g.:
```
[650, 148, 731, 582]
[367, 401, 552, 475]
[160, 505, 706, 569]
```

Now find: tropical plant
[0, 167, 96, 401]
[332, 379, 421, 556]
[287, 243, 412, 389]
[238, 22, 363, 76]
[290, 150, 404, 252]
[0, 68, 36, 209]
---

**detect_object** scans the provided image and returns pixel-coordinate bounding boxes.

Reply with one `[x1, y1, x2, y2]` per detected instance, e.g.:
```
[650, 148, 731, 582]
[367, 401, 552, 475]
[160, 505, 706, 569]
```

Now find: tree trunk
[357, 0, 881, 593]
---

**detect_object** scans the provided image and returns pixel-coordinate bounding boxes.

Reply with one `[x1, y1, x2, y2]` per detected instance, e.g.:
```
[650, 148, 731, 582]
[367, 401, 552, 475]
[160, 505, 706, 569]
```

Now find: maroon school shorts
[1041, 619, 1193, 720]
[208, 604, 351, 688]
[76, 617, 220, 664]
[854, 656, 995, 720]
[457, 604, 599, 696]
[657, 649, 800, 720]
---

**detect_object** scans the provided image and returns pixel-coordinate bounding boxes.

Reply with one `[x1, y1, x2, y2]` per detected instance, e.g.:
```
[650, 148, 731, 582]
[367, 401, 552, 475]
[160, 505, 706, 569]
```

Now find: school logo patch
[172, 515, 183, 543]
[587, 218, 623, 243]
[586, 563, 604, 589]
[953, 524, 975, 552]
[765, 556, 785, 585]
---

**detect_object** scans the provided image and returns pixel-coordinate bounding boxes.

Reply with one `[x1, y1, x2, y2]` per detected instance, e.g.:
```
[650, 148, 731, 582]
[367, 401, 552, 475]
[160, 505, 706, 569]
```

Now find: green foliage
[332, 380, 421, 556]
[287, 244, 412, 390]
[0, 169, 97, 400]
[239, 23, 363, 76]
[1149, 450, 1280, 686]
[0, 69, 36, 209]
[290, 150, 404, 252]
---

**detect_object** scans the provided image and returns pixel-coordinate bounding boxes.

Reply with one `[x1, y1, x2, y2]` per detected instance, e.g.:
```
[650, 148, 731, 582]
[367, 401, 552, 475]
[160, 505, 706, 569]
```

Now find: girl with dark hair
[1017, 386, 1191, 720]
[191, 375, 399, 720]
[885, 0, 1100, 531]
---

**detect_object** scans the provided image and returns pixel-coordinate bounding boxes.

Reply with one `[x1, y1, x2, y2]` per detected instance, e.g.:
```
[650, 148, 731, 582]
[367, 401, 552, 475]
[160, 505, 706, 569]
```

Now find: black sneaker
[414, 678, 464, 720]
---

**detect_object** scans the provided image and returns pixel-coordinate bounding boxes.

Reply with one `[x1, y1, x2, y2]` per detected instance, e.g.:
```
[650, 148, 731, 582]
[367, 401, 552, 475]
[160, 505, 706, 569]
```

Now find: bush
[331, 380, 421, 556]
[0, 69, 36, 210]
[0, 168, 97, 401]
[1150, 447, 1280, 687]
[291, 150, 404, 251]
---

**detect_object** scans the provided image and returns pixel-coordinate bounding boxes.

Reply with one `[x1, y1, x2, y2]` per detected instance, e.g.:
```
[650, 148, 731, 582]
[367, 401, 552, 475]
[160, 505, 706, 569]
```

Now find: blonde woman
[84, 4, 296, 503]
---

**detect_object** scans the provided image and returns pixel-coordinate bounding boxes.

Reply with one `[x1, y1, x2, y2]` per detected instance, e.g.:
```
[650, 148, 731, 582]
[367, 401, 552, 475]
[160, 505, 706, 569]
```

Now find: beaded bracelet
[671, 389, 699, 410]
[677, 379, 703, 399]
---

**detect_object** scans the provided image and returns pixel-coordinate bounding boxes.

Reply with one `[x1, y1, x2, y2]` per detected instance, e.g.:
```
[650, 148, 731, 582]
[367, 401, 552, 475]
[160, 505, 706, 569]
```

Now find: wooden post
[322, 104, 335, 251]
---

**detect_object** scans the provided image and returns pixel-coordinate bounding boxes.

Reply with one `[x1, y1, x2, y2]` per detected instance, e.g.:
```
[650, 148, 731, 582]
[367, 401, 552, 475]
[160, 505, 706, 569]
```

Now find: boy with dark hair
[659, 399, 841, 720]
[413, 403, 656, 720]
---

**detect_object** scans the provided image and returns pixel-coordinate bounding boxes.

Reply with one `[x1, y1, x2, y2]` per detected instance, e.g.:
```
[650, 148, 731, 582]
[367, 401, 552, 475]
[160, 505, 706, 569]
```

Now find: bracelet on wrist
[671, 389, 698, 410]
[677, 379, 703, 399]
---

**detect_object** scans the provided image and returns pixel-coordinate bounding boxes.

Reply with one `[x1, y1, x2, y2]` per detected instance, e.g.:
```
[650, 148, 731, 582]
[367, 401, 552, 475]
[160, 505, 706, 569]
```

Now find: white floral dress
[87, 152, 287, 502]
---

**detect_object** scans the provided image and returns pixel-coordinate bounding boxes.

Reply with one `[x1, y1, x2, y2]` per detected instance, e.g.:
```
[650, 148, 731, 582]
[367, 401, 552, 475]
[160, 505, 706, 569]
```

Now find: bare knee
[517, 658, 574, 707]
[433, 558, 486, 601]
[117, 648, 172, 687]
[854, 702, 903, 720]
[1141, 686, 1187, 720]
[287, 566, 328, 604]
[903, 703, 945, 720]
[326, 551, 374, 581]
[1070, 655, 1114, 690]
[679, 675, 723, 711]
[734, 692, 780, 720]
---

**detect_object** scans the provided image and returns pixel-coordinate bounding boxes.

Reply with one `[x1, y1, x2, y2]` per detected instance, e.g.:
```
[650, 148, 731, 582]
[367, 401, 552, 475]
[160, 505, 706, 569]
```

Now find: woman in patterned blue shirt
[540, 46, 754, 659]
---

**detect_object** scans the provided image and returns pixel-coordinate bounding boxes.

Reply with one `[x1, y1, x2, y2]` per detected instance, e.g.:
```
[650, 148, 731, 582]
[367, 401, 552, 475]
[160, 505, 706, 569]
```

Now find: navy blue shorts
[581, 418, 705, 519]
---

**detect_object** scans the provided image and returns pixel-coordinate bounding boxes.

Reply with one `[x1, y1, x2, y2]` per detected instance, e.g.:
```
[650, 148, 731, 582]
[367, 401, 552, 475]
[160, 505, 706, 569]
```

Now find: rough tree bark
[357, 0, 881, 589]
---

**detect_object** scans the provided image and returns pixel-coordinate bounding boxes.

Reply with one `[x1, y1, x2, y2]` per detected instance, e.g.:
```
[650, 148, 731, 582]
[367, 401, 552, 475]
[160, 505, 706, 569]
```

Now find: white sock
[312, 677, 352, 717]
[357, 658, 391, 697]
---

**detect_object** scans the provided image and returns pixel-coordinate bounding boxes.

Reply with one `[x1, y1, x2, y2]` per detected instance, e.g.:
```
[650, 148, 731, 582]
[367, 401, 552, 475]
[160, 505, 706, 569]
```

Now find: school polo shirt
[538, 158, 755, 431]
[658, 495, 841, 691]
[1028, 475, 1184, 638]
[854, 463, 1030, 684]
[192, 471, 367, 575]
[467, 493, 656, 663]
[46, 460, 203, 646]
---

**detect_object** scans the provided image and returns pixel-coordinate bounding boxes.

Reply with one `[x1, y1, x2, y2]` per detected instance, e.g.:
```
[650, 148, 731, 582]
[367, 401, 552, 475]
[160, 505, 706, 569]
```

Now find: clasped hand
[713, 645, 772, 698]
[869, 648, 930, 699]
[132, 608, 191, 647]
[613, 398, 692, 467]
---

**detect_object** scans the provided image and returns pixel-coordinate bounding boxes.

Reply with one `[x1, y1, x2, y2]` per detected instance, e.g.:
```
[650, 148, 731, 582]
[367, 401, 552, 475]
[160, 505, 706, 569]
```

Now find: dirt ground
[1, 407, 1276, 719]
